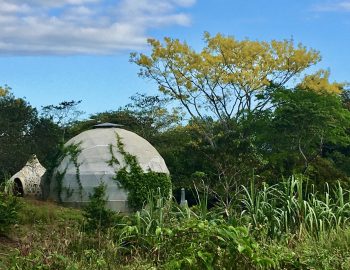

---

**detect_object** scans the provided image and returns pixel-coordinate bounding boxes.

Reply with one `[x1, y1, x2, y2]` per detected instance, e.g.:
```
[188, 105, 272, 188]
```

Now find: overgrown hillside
[1, 177, 350, 269]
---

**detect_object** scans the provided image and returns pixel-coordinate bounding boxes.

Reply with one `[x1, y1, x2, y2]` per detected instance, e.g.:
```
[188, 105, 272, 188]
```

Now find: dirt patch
[0, 235, 18, 268]
[0, 234, 19, 250]
[0, 235, 21, 269]
[0, 234, 15, 244]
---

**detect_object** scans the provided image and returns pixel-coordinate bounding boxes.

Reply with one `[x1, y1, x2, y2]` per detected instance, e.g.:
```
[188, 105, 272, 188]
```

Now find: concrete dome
[48, 127, 169, 212]
[9, 155, 46, 198]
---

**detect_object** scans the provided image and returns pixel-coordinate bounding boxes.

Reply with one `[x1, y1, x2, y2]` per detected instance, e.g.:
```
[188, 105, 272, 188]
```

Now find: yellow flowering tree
[131, 32, 321, 124]
[131, 33, 349, 190]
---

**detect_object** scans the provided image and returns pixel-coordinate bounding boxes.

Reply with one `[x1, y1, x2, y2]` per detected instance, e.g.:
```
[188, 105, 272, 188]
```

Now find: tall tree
[0, 88, 61, 179]
[0, 89, 37, 177]
[42, 100, 83, 141]
[126, 93, 181, 133]
[130, 33, 332, 190]
[131, 33, 321, 141]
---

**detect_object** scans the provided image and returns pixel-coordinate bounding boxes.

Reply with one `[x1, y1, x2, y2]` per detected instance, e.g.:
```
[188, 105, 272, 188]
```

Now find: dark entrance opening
[13, 178, 24, 197]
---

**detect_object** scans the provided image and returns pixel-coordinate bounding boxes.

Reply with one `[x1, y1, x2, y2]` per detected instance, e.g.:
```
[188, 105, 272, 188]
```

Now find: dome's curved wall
[48, 128, 169, 212]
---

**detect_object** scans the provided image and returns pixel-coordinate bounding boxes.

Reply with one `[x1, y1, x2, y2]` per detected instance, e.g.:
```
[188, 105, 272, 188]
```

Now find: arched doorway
[13, 178, 24, 197]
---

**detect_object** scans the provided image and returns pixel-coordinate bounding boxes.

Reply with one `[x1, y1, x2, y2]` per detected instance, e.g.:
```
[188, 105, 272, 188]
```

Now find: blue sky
[0, 0, 349, 116]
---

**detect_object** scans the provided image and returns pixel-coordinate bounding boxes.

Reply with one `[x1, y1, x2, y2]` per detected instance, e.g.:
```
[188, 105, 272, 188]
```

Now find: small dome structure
[9, 155, 46, 197]
[46, 125, 169, 212]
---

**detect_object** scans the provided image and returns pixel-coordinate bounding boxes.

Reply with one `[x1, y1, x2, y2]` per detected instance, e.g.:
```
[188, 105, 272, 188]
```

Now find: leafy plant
[0, 181, 22, 235]
[83, 182, 118, 232]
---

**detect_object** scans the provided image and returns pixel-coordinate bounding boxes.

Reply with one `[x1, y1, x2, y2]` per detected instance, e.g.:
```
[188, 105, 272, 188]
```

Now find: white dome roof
[62, 127, 169, 174]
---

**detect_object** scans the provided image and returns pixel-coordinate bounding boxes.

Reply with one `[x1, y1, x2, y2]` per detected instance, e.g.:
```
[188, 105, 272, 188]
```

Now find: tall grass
[239, 175, 350, 239]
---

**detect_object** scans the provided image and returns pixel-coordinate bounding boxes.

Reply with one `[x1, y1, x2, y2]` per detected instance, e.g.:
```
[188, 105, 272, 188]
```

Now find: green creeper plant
[113, 133, 172, 210]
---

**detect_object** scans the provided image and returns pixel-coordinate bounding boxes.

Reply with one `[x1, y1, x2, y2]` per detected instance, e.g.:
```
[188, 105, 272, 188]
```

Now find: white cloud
[312, 1, 350, 12]
[0, 1, 31, 13]
[0, 0, 195, 55]
[116, 0, 192, 27]
[9, 0, 100, 8]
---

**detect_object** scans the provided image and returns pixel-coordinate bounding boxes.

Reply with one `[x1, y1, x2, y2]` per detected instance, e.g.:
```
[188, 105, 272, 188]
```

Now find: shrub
[83, 183, 118, 232]
[161, 219, 274, 269]
[0, 183, 22, 235]
[118, 195, 274, 269]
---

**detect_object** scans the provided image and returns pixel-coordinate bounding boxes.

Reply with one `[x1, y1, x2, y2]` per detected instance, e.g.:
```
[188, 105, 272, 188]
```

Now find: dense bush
[121, 216, 274, 269]
[116, 192, 274, 269]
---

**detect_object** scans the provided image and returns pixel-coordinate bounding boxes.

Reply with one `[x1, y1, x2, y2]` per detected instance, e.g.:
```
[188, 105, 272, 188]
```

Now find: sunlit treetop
[202, 32, 321, 89]
[0, 86, 10, 97]
[298, 69, 346, 94]
[131, 32, 327, 123]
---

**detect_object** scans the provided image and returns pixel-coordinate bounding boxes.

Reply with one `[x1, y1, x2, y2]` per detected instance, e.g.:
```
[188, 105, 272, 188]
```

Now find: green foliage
[114, 133, 172, 210]
[118, 193, 273, 269]
[0, 182, 22, 235]
[116, 177, 350, 268]
[6, 249, 78, 270]
[125, 93, 181, 137]
[18, 198, 83, 225]
[295, 227, 350, 269]
[2, 177, 350, 269]
[161, 220, 273, 269]
[83, 183, 118, 232]
[68, 110, 142, 138]
[55, 169, 67, 203]
[154, 125, 207, 190]
[269, 88, 350, 175]
[0, 88, 61, 179]
[107, 144, 120, 167]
